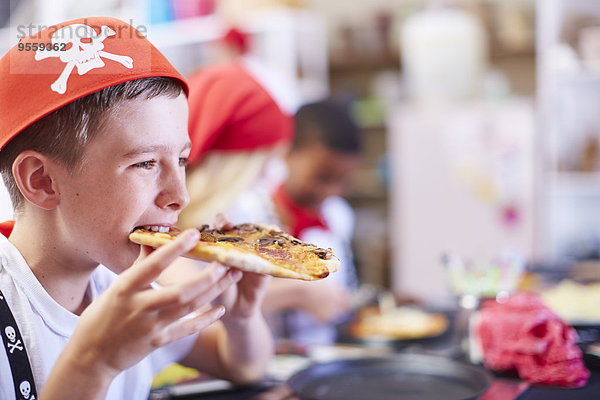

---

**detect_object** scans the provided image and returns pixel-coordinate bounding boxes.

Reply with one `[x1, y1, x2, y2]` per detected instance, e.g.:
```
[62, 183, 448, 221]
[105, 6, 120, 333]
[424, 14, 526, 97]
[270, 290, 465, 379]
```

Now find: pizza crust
[129, 228, 339, 281]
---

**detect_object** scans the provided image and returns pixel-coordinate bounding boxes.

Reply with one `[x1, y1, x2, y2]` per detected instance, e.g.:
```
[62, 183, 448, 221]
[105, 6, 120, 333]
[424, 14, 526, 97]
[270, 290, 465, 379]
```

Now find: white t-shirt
[0, 234, 196, 400]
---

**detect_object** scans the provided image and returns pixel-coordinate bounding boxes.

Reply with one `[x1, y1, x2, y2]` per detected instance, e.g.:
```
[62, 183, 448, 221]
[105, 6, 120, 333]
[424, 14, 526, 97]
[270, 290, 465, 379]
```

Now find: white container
[401, 7, 488, 103]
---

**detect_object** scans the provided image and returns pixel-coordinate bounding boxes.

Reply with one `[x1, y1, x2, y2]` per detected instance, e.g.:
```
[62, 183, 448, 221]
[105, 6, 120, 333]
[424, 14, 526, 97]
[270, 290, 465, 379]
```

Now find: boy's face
[52, 94, 190, 273]
[285, 142, 359, 210]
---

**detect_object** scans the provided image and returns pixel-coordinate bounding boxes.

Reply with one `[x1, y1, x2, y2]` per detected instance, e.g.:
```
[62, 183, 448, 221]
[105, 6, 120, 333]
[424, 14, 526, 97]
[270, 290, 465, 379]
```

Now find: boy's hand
[262, 279, 352, 323]
[301, 281, 352, 323]
[61, 229, 242, 378]
[211, 215, 272, 319]
[219, 272, 272, 320]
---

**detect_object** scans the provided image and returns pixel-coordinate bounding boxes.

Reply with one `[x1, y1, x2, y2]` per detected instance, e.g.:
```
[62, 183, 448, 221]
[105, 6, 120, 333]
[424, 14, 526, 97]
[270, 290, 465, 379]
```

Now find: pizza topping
[198, 224, 210, 232]
[141, 224, 334, 261]
[311, 248, 333, 260]
[129, 222, 339, 281]
[268, 230, 287, 237]
[218, 237, 244, 243]
[200, 232, 217, 242]
[258, 247, 292, 260]
[237, 223, 261, 233]
[257, 236, 286, 247]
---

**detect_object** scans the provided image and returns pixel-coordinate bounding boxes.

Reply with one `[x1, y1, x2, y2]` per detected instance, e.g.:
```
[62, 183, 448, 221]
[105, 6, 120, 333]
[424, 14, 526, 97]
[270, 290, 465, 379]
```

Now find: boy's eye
[179, 157, 189, 167]
[133, 160, 156, 169]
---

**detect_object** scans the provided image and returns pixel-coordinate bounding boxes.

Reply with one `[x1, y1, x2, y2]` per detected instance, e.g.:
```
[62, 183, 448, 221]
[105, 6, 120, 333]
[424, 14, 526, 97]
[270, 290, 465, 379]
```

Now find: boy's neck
[9, 213, 95, 315]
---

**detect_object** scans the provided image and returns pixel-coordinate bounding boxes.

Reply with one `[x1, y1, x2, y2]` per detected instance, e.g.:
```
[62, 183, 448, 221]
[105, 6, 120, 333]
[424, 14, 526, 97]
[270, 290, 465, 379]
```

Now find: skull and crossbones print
[35, 23, 133, 94]
[20, 380, 34, 400]
[4, 326, 23, 354]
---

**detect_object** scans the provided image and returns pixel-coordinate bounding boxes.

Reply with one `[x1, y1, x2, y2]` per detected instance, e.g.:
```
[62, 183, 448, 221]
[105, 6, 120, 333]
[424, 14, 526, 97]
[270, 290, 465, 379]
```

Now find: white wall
[388, 98, 536, 304]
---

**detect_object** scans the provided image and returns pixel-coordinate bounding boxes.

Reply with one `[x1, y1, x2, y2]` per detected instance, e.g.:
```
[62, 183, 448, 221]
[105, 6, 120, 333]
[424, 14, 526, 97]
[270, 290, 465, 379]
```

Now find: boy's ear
[12, 151, 60, 210]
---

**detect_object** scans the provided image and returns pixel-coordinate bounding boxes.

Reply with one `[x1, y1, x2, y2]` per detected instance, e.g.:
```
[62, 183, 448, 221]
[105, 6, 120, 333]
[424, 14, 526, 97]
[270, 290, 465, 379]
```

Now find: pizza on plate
[349, 306, 449, 341]
[129, 223, 339, 281]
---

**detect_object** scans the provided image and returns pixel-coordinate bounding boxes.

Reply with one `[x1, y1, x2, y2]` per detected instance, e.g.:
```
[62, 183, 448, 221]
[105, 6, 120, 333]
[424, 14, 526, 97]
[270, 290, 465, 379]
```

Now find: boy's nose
[324, 181, 346, 199]
[156, 169, 190, 211]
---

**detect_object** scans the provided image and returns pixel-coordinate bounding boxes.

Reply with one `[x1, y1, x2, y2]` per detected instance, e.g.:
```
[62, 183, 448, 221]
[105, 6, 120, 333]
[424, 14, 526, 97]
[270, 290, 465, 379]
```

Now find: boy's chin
[102, 247, 139, 274]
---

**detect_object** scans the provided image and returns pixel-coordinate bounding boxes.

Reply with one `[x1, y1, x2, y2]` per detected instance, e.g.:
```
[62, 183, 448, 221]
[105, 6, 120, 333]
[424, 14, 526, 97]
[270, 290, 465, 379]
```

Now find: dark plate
[288, 353, 492, 400]
[573, 323, 600, 344]
[572, 324, 600, 370]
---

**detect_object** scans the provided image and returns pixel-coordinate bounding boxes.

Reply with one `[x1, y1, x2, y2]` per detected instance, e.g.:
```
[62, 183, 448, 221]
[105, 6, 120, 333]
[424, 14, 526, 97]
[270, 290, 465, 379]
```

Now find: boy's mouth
[132, 225, 171, 233]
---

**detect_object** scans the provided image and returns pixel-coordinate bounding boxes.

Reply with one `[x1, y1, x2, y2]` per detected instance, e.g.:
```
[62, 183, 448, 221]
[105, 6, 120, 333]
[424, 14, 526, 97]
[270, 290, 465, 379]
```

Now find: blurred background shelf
[329, 54, 400, 73]
[558, 71, 600, 85]
[3, 0, 600, 302]
[537, 0, 600, 264]
[553, 172, 600, 196]
[146, 14, 225, 48]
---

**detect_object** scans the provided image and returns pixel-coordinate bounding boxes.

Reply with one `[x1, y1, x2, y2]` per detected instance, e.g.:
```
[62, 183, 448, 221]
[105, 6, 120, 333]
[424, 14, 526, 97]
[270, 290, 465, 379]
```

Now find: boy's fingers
[139, 263, 230, 311]
[152, 305, 226, 348]
[138, 245, 154, 259]
[157, 271, 239, 321]
[123, 229, 200, 289]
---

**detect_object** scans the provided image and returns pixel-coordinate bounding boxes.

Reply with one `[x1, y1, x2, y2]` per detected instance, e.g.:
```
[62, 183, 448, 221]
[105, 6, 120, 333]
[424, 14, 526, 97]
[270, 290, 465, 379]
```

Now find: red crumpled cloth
[476, 292, 589, 387]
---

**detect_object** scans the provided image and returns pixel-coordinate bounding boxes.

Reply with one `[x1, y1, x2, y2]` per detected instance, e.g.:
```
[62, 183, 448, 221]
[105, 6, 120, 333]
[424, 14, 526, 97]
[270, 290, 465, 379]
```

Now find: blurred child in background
[227, 99, 362, 344]
[178, 61, 293, 226]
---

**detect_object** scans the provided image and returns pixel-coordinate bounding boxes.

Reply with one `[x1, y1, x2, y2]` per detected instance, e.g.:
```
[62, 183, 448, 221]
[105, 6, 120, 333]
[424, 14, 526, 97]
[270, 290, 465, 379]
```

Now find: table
[151, 369, 600, 400]
[150, 312, 600, 400]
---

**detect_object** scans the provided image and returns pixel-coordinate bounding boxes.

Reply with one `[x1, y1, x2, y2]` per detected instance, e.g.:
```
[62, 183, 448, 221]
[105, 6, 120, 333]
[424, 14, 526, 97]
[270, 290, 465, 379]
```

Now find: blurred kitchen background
[1, 0, 599, 307]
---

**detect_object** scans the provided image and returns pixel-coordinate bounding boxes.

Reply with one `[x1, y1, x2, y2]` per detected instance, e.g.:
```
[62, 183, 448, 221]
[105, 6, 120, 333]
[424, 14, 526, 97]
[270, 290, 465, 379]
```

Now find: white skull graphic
[52, 24, 107, 75]
[4, 326, 16, 343]
[20, 380, 31, 399]
[35, 23, 133, 94]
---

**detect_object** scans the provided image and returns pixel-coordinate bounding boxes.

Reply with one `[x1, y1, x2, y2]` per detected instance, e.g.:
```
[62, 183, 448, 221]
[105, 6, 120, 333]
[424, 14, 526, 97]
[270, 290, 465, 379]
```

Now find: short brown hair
[0, 77, 184, 212]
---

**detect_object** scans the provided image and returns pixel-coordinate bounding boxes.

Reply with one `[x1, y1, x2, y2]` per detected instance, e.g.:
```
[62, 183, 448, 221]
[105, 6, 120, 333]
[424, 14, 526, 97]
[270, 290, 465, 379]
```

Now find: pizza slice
[129, 223, 339, 281]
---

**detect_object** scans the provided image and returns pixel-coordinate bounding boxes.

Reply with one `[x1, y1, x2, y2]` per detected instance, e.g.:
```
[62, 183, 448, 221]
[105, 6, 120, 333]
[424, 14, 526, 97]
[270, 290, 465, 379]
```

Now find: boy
[265, 99, 362, 343]
[0, 17, 273, 400]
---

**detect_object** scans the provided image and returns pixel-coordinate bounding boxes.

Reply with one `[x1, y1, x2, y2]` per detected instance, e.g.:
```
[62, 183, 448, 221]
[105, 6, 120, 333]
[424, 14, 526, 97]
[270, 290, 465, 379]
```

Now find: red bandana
[272, 184, 328, 238]
[186, 62, 293, 166]
[0, 17, 188, 151]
